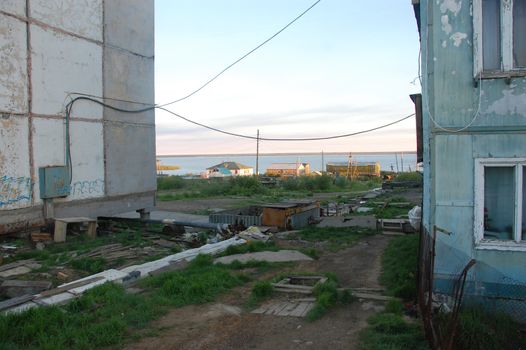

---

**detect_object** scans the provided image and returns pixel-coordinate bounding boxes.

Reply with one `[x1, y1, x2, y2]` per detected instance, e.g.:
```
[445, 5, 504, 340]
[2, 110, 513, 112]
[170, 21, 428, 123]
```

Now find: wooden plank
[271, 283, 313, 291]
[288, 301, 312, 317]
[273, 287, 312, 295]
[277, 302, 299, 316]
[300, 302, 315, 317]
[1, 280, 52, 289]
[36, 276, 104, 298]
[0, 259, 36, 272]
[0, 294, 34, 311]
[264, 302, 288, 315]
[54, 220, 67, 242]
[86, 222, 97, 238]
[56, 217, 96, 223]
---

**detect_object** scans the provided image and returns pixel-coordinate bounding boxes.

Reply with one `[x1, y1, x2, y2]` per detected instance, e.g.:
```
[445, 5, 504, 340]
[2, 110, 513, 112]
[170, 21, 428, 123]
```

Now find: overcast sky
[155, 0, 421, 155]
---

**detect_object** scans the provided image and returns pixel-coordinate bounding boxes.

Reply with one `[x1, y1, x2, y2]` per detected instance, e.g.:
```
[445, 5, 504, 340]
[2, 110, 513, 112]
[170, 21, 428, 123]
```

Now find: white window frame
[473, 0, 526, 78]
[474, 158, 526, 251]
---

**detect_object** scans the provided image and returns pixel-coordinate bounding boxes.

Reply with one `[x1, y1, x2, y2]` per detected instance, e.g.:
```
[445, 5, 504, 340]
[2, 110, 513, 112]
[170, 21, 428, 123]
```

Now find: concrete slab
[30, 0, 103, 41]
[104, 124, 156, 195]
[59, 269, 127, 295]
[0, 266, 32, 278]
[0, 14, 28, 113]
[103, 47, 154, 124]
[54, 121, 104, 201]
[31, 25, 103, 119]
[0, 1, 26, 16]
[316, 215, 377, 229]
[215, 250, 313, 265]
[0, 117, 31, 210]
[37, 292, 76, 306]
[3, 301, 38, 315]
[104, 0, 154, 56]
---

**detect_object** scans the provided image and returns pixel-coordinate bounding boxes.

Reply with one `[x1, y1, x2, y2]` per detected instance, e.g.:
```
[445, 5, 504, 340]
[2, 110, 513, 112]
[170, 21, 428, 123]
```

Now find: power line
[158, 106, 415, 141]
[157, 0, 322, 107]
[66, 96, 414, 142]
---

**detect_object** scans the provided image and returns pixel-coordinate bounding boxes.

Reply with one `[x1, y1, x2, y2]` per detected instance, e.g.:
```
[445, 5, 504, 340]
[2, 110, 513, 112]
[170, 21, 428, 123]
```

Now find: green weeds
[307, 274, 354, 321]
[379, 234, 419, 299]
[247, 281, 274, 308]
[296, 226, 377, 251]
[156, 175, 382, 201]
[360, 311, 428, 350]
[0, 254, 252, 350]
[219, 241, 279, 256]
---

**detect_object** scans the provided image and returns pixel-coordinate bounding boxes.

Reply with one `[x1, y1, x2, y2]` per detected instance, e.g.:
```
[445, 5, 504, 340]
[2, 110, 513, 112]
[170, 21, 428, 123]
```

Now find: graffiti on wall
[70, 179, 104, 197]
[0, 176, 32, 207]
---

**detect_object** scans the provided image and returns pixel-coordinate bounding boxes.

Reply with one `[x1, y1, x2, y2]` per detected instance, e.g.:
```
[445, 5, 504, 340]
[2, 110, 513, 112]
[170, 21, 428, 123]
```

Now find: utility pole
[255, 129, 260, 176]
[321, 150, 324, 173]
[395, 153, 399, 173]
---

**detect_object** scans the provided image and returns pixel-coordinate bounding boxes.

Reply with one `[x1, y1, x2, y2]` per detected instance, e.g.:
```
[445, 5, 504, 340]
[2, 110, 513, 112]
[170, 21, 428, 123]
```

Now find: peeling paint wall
[420, 0, 526, 318]
[0, 1, 155, 230]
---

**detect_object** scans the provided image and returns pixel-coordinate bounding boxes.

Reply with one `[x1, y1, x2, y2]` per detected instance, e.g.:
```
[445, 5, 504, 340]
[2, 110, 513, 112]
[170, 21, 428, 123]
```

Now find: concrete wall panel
[63, 121, 104, 201]
[103, 48, 154, 124]
[31, 25, 102, 119]
[0, 116, 31, 210]
[31, 118, 64, 204]
[0, 14, 28, 113]
[30, 0, 102, 41]
[104, 0, 154, 56]
[0, 1, 26, 17]
[105, 124, 156, 195]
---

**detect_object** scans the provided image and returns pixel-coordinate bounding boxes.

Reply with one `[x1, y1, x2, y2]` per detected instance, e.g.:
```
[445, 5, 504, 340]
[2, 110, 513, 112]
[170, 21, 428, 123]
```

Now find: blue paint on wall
[0, 176, 32, 207]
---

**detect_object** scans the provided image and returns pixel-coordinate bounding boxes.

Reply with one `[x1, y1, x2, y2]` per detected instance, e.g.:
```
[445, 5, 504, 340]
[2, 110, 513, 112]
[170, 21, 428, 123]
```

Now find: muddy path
[124, 234, 391, 350]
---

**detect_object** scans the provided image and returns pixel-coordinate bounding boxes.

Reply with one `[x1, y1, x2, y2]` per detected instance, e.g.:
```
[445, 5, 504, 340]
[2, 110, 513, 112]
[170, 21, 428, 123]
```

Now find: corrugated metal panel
[290, 207, 320, 229]
[209, 213, 262, 226]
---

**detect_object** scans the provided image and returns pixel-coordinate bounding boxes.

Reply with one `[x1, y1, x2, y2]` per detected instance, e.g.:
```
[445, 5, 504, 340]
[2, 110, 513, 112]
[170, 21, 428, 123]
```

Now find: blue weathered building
[415, 0, 526, 320]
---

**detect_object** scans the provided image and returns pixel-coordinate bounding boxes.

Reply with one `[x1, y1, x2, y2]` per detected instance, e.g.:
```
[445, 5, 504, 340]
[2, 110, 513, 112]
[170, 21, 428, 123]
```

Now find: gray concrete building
[0, 1, 156, 234]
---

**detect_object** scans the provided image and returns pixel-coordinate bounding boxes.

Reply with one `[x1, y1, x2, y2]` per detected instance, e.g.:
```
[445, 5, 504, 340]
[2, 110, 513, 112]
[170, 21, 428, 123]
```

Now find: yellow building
[326, 162, 380, 178]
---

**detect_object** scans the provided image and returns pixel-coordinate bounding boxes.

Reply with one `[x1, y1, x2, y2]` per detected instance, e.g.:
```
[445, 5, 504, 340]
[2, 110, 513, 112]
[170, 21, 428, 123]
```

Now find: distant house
[206, 162, 253, 178]
[266, 163, 310, 177]
[414, 0, 526, 323]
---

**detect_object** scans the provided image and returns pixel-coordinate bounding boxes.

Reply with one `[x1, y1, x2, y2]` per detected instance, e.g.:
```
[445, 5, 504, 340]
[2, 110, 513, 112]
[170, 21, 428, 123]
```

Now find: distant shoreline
[157, 151, 417, 158]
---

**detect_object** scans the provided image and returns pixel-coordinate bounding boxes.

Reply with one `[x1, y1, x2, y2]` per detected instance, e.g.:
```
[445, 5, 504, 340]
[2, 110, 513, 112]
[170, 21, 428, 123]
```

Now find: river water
[157, 152, 417, 176]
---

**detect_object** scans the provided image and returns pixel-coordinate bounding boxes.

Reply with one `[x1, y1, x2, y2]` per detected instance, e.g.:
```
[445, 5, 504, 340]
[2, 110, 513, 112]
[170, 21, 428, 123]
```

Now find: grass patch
[394, 172, 422, 183]
[297, 226, 377, 251]
[307, 274, 354, 321]
[0, 254, 249, 349]
[359, 312, 428, 350]
[300, 247, 320, 260]
[0, 283, 166, 350]
[380, 234, 419, 300]
[219, 241, 279, 256]
[247, 281, 274, 308]
[70, 257, 107, 274]
[156, 175, 382, 201]
[140, 254, 245, 307]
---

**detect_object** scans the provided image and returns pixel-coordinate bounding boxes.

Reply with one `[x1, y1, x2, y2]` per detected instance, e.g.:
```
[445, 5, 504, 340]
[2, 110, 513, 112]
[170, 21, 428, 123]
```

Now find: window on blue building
[484, 167, 515, 240]
[475, 0, 526, 75]
[475, 159, 526, 248]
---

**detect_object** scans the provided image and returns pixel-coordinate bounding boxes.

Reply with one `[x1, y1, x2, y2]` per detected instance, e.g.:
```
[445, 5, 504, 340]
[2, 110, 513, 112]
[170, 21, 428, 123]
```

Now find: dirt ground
[125, 234, 391, 350]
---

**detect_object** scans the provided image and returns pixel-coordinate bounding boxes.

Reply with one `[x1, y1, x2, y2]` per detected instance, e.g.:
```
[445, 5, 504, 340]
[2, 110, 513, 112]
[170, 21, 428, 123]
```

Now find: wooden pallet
[54, 217, 97, 242]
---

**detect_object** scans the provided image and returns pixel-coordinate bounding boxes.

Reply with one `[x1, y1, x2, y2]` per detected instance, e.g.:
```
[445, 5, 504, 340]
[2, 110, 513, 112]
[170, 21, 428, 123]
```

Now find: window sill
[476, 70, 526, 80]
[475, 240, 526, 252]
